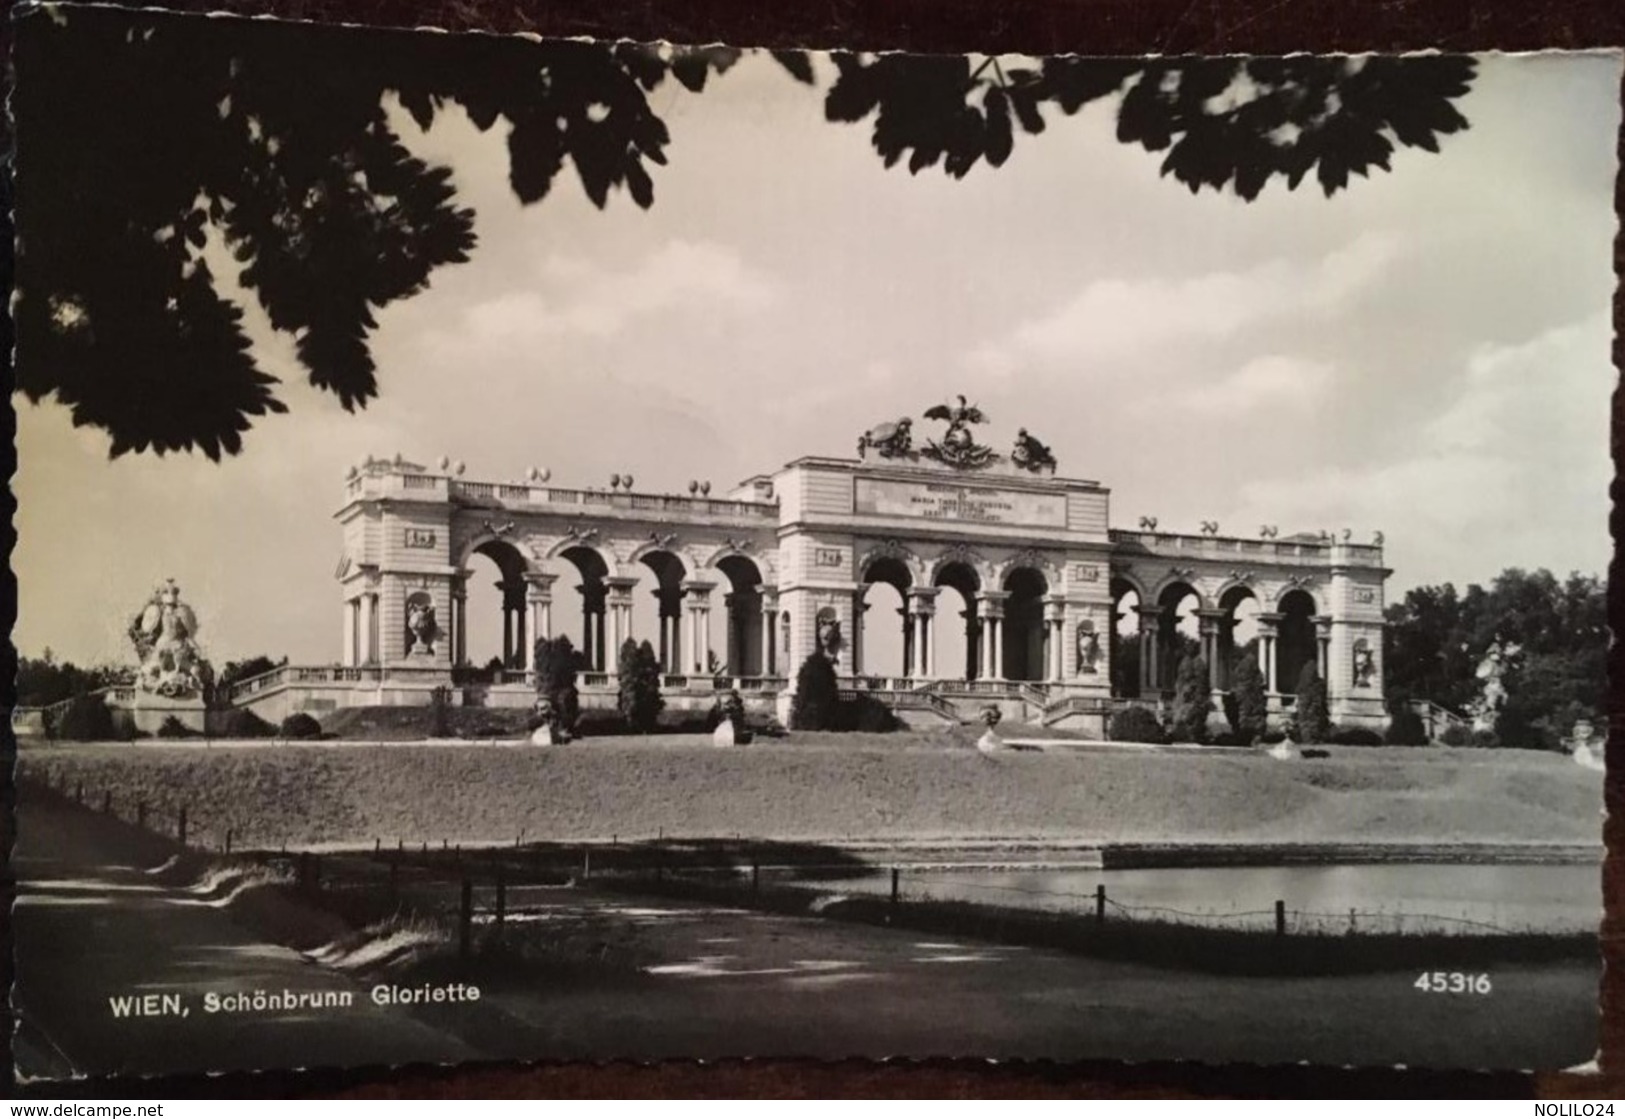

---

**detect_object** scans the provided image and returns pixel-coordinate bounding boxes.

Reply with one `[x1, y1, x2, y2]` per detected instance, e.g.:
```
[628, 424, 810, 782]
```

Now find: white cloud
[462, 239, 778, 340]
[1229, 313, 1612, 587]
[970, 231, 1401, 377]
[1154, 354, 1335, 414]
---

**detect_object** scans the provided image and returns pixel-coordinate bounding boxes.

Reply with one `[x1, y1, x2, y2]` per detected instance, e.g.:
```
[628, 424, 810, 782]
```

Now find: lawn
[16, 732, 1602, 852]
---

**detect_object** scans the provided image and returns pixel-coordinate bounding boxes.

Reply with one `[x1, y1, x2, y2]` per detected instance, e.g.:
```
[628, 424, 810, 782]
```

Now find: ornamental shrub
[617, 639, 664, 733]
[1229, 655, 1270, 745]
[1168, 654, 1211, 744]
[1108, 704, 1165, 744]
[1332, 725, 1385, 747]
[790, 652, 840, 731]
[223, 707, 277, 738]
[57, 693, 115, 741]
[156, 714, 194, 739]
[1383, 703, 1429, 746]
[1293, 662, 1331, 745]
[280, 712, 323, 740]
[1438, 722, 1473, 747]
[533, 634, 582, 736]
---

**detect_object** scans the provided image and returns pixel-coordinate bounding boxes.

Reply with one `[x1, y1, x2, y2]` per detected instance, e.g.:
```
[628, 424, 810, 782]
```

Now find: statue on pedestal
[128, 579, 206, 699]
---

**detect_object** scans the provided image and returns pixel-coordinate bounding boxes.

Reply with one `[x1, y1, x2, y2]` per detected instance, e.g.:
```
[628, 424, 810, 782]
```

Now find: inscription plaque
[854, 478, 1066, 528]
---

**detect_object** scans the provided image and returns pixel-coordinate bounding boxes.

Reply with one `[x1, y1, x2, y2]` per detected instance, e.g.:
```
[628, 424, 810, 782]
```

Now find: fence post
[1096, 884, 1106, 926]
[1275, 899, 1287, 937]
[75, 780, 84, 804]
[102, 790, 112, 815]
[225, 827, 234, 855]
[582, 847, 591, 882]
[177, 806, 188, 847]
[495, 865, 507, 933]
[891, 867, 900, 905]
[459, 878, 473, 961]
[137, 801, 148, 831]
[752, 856, 760, 896]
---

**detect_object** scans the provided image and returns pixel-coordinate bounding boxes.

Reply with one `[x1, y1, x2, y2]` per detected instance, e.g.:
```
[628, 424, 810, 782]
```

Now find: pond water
[799, 862, 1601, 935]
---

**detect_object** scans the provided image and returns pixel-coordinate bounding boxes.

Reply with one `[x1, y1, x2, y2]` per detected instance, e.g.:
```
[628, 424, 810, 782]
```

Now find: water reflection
[804, 863, 1600, 935]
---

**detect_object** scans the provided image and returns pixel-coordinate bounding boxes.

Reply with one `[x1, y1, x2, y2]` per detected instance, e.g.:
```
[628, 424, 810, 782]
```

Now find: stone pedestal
[127, 692, 209, 735]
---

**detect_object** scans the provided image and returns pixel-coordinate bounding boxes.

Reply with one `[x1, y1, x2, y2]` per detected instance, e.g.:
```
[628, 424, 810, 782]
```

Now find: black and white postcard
[8, 3, 1619, 1081]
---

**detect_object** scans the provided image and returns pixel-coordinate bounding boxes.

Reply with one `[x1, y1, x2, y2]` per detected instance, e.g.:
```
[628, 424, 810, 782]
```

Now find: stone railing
[1109, 530, 1383, 565]
[342, 462, 781, 522]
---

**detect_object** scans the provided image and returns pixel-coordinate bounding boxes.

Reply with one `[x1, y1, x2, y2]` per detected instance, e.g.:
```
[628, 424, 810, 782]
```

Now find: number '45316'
[1414, 971, 1492, 994]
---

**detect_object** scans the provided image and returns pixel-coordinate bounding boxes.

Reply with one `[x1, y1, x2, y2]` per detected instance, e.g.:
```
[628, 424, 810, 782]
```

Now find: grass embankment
[17, 734, 1602, 851]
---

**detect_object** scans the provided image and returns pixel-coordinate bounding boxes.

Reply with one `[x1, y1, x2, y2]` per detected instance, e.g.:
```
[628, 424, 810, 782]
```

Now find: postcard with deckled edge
[8, 2, 1618, 1081]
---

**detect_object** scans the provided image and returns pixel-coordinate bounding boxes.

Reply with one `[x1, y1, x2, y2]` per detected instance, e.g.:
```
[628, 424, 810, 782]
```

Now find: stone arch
[992, 549, 1061, 587]
[932, 558, 983, 681]
[1001, 565, 1050, 683]
[551, 543, 613, 672]
[1216, 583, 1261, 689]
[1272, 582, 1319, 613]
[460, 537, 534, 672]
[857, 554, 913, 677]
[715, 553, 768, 676]
[456, 530, 542, 575]
[926, 547, 988, 587]
[1276, 587, 1319, 692]
[856, 541, 924, 586]
[543, 534, 618, 575]
[1109, 575, 1145, 699]
[1150, 578, 1204, 694]
[630, 548, 689, 672]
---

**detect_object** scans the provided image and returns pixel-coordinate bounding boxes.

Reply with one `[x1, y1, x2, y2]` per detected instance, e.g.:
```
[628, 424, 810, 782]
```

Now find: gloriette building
[231, 402, 1391, 736]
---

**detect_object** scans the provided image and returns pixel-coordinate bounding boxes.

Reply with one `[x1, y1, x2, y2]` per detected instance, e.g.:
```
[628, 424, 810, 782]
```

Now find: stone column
[756, 588, 777, 677]
[1257, 612, 1283, 693]
[342, 599, 357, 666]
[357, 593, 374, 665]
[451, 578, 468, 666]
[681, 580, 715, 675]
[907, 588, 939, 679]
[1197, 609, 1227, 691]
[1314, 615, 1333, 680]
[978, 593, 1008, 681]
[524, 573, 555, 665]
[1050, 620, 1065, 682]
[851, 593, 867, 676]
[1136, 605, 1163, 694]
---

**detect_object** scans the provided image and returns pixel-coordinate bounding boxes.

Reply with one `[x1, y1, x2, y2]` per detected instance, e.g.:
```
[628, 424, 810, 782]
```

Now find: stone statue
[406, 599, 440, 656]
[1352, 639, 1376, 688]
[817, 615, 844, 659]
[129, 579, 206, 699]
[921, 395, 1000, 470]
[857, 417, 914, 460]
[1076, 624, 1102, 675]
[1010, 428, 1058, 474]
[1470, 641, 1519, 732]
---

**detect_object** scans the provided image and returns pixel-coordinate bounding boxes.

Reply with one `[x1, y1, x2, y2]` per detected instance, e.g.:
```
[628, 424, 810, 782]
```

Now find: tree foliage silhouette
[13, 6, 1477, 460]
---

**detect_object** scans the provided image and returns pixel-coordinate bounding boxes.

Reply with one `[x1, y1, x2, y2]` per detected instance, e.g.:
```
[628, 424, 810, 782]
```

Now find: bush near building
[616, 639, 665, 733]
[533, 634, 582, 736]
[1383, 701, 1430, 746]
[223, 707, 277, 738]
[1228, 655, 1270, 745]
[790, 653, 840, 731]
[57, 693, 115, 741]
[1292, 663, 1331, 744]
[1168, 654, 1211, 744]
[1108, 704, 1165, 744]
[280, 712, 323, 739]
[156, 715, 194, 739]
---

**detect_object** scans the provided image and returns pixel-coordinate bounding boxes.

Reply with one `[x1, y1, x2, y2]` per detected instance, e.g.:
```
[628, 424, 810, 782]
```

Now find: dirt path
[11, 795, 478, 1081]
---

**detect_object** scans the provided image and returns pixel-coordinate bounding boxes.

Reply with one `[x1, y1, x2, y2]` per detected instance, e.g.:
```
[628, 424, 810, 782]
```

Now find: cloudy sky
[13, 44, 1621, 668]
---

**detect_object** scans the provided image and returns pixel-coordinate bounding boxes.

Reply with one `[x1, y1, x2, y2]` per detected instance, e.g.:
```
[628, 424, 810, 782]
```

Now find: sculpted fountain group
[857, 396, 1057, 474]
